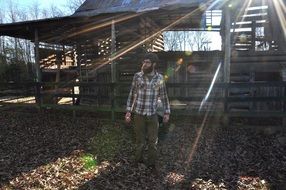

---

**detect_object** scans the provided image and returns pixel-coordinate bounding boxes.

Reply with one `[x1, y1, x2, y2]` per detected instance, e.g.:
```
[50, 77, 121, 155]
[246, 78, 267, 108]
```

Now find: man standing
[125, 53, 170, 173]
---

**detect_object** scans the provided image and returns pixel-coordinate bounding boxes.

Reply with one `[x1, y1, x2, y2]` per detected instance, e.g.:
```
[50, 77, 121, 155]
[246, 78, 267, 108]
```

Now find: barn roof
[0, 0, 208, 45]
[74, 0, 204, 16]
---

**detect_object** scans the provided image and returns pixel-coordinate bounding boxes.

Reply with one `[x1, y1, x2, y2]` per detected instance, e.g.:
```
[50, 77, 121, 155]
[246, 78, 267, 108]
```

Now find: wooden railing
[0, 81, 285, 124]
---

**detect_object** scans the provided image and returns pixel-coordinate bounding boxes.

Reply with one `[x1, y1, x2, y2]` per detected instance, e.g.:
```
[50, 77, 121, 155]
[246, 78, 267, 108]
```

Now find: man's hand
[125, 112, 131, 124]
[163, 114, 170, 123]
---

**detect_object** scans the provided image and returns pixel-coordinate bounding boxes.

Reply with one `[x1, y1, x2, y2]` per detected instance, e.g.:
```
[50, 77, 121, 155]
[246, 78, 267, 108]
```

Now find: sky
[0, 0, 70, 11]
[203, 32, 221, 50]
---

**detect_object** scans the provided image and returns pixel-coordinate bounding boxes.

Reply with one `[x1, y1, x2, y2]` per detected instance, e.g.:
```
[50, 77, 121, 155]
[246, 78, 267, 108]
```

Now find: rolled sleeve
[159, 79, 170, 114]
[126, 75, 137, 112]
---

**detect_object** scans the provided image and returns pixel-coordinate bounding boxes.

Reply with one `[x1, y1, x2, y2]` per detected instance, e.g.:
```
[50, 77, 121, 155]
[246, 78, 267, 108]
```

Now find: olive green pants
[134, 114, 159, 166]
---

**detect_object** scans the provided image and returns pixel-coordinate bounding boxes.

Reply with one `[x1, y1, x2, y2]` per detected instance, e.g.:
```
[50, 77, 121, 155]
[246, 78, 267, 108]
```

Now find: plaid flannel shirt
[126, 71, 170, 116]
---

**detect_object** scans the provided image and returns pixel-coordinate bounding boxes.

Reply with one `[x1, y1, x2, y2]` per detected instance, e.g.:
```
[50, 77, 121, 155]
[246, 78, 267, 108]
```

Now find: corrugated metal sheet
[73, 0, 205, 16]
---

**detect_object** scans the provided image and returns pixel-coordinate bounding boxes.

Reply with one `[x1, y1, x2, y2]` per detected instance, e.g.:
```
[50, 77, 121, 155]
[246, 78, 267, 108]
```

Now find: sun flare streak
[205, 0, 225, 11]
[186, 62, 221, 165]
[199, 62, 221, 111]
[186, 110, 209, 165]
[94, 0, 215, 70]
[273, 0, 286, 39]
[233, 0, 253, 31]
[67, 14, 142, 39]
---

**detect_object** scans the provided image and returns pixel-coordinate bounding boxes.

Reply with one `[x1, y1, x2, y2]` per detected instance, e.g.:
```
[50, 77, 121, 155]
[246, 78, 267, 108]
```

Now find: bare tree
[191, 31, 211, 51]
[164, 32, 177, 51]
[0, 4, 11, 63]
[2, 1, 37, 65]
[1, 0, 83, 64]
[0, 6, 5, 56]
[186, 32, 195, 51]
[29, 1, 41, 19]
[176, 31, 187, 51]
[164, 31, 185, 51]
[164, 31, 211, 51]
[65, 0, 85, 14]
[41, 8, 50, 18]
[6, 0, 21, 61]
[49, 4, 64, 17]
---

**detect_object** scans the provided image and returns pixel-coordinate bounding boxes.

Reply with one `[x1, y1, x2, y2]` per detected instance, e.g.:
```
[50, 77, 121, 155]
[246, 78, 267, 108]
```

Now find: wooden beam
[222, 4, 232, 124]
[223, 7, 231, 83]
[34, 28, 42, 106]
[34, 28, 41, 82]
[111, 20, 116, 83]
[111, 20, 117, 122]
[251, 21, 256, 51]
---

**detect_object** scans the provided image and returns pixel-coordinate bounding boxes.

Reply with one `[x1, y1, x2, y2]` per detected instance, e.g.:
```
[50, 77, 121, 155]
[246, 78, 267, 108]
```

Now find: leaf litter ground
[0, 110, 285, 190]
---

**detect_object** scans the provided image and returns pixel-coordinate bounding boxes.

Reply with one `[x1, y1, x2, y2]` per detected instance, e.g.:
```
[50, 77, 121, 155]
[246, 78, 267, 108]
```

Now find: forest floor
[0, 108, 285, 190]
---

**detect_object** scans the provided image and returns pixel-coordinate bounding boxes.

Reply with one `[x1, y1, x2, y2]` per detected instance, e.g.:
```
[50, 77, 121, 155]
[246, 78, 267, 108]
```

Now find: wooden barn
[0, 0, 285, 124]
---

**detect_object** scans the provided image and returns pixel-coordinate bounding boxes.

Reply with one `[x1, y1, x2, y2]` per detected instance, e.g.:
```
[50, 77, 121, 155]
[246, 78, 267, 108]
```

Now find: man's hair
[143, 52, 159, 64]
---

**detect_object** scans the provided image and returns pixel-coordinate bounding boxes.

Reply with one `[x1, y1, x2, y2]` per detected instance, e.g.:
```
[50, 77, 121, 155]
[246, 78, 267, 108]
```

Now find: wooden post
[282, 68, 286, 127]
[283, 97, 286, 127]
[223, 5, 231, 126]
[63, 45, 66, 66]
[111, 20, 116, 83]
[55, 52, 61, 104]
[224, 7, 231, 84]
[111, 20, 117, 122]
[251, 21, 256, 51]
[34, 28, 42, 107]
[34, 29, 41, 82]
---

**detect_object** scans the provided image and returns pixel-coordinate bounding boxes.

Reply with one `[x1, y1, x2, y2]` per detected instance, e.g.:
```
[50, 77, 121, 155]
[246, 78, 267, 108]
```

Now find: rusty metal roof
[73, 0, 205, 16]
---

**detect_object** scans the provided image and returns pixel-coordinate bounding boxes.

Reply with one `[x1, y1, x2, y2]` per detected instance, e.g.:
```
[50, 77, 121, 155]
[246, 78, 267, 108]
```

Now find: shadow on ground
[79, 116, 286, 190]
[0, 109, 285, 189]
[0, 109, 100, 185]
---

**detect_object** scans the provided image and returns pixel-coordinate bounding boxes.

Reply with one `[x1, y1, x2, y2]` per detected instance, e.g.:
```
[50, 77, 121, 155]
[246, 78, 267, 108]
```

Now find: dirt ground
[0, 109, 285, 190]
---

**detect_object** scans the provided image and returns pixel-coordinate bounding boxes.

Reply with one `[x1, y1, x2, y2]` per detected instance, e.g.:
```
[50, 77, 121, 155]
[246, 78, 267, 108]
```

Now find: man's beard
[142, 65, 153, 74]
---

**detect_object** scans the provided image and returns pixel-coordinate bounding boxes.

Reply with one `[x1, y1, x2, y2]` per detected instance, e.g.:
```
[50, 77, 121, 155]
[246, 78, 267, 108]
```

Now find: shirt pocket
[137, 79, 145, 90]
[152, 80, 161, 90]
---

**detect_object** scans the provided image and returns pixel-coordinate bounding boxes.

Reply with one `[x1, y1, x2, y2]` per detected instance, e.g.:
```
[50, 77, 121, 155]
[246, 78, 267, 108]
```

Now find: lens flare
[166, 67, 175, 77]
[185, 51, 193, 56]
[164, 75, 169, 81]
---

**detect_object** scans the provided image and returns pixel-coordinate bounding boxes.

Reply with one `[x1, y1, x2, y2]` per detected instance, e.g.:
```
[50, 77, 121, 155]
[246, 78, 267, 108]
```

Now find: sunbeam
[41, 13, 142, 42]
[185, 61, 221, 166]
[273, 0, 286, 39]
[206, 0, 226, 11]
[186, 109, 210, 166]
[67, 14, 142, 39]
[199, 62, 222, 111]
[92, 0, 215, 71]
[232, 0, 253, 37]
